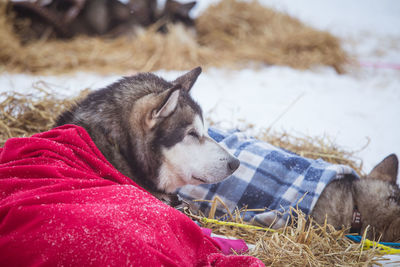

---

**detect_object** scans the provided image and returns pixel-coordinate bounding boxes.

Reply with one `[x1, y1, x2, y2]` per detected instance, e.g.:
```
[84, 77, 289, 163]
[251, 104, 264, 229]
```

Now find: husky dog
[56, 67, 240, 204]
[312, 154, 400, 241]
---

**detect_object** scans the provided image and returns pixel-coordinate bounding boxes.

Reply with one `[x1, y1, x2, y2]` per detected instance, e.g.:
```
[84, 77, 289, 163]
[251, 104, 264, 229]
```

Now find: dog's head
[129, 67, 240, 193]
[355, 154, 400, 242]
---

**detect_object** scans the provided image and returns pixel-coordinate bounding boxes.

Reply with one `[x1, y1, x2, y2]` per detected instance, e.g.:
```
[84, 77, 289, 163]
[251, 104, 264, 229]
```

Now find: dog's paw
[153, 192, 182, 207]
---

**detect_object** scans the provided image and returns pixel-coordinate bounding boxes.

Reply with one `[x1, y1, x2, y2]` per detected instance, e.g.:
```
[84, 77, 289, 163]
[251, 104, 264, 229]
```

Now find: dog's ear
[367, 154, 399, 183]
[146, 87, 180, 129]
[165, 0, 197, 17]
[173, 66, 202, 92]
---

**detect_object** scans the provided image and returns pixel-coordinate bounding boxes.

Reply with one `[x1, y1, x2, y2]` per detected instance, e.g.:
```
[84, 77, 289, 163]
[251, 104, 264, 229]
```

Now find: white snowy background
[1, 0, 400, 264]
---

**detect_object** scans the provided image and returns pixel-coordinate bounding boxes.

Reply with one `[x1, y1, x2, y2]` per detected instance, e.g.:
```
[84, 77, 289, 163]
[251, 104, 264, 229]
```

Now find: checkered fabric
[177, 128, 359, 227]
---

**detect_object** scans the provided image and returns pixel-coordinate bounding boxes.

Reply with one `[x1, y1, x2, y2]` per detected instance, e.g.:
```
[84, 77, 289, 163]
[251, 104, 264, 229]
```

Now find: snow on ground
[1, 1, 399, 178]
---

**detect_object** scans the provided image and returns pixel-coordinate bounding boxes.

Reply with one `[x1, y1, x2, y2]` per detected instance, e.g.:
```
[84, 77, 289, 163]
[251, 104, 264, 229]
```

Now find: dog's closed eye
[188, 130, 200, 139]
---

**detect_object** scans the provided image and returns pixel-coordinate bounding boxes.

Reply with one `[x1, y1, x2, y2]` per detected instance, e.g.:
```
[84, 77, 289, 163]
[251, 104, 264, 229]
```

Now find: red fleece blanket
[0, 125, 263, 267]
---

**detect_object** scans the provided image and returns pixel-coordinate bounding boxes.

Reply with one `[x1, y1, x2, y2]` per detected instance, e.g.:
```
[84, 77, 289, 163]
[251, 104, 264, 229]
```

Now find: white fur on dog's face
[158, 115, 238, 193]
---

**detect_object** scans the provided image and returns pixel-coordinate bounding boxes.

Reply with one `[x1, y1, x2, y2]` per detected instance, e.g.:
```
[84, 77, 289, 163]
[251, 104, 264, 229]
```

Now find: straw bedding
[0, 86, 89, 145]
[189, 206, 380, 266]
[1, 0, 347, 74]
[196, 0, 347, 73]
[0, 85, 379, 266]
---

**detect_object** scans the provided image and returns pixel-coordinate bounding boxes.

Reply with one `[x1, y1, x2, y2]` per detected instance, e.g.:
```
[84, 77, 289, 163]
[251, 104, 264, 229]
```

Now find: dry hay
[1, 0, 347, 75]
[196, 0, 347, 73]
[187, 205, 380, 266]
[0, 84, 88, 145]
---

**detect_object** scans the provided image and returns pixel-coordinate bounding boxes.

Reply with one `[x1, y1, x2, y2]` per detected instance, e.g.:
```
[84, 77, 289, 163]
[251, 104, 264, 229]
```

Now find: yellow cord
[362, 239, 400, 255]
[201, 217, 277, 233]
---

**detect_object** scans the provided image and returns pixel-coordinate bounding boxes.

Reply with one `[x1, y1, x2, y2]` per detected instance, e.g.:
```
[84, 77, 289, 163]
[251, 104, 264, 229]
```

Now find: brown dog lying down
[312, 154, 399, 241]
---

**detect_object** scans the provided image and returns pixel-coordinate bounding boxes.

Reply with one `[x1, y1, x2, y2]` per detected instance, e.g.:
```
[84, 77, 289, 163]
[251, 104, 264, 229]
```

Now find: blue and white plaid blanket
[178, 128, 359, 227]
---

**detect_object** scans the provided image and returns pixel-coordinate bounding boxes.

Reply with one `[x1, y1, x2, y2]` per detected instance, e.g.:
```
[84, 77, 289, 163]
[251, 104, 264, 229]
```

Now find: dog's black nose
[228, 157, 240, 172]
